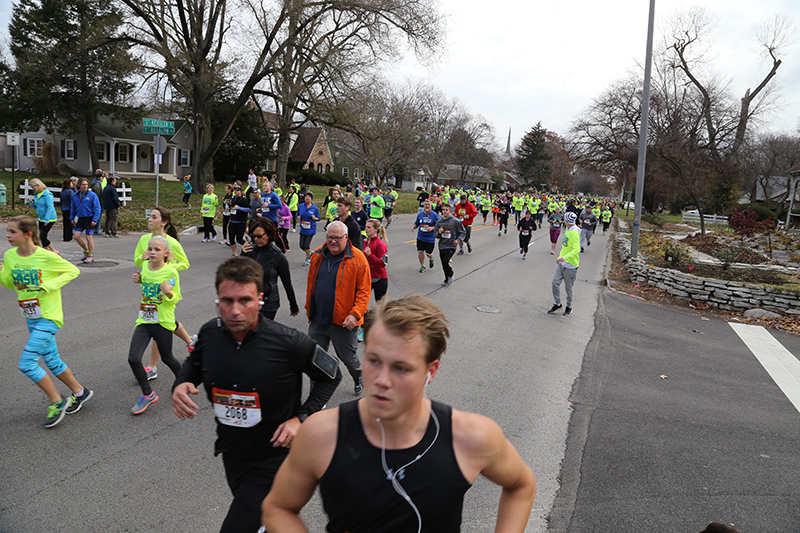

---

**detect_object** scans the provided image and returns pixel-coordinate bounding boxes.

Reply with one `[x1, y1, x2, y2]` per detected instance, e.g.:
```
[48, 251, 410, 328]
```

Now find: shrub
[662, 238, 690, 264]
[642, 211, 666, 229]
[728, 207, 759, 239]
[712, 247, 739, 270]
[299, 168, 327, 185]
[737, 203, 778, 223]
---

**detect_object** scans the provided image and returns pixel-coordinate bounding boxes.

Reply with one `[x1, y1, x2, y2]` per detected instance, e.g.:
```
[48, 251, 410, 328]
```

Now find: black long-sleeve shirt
[174, 316, 341, 461]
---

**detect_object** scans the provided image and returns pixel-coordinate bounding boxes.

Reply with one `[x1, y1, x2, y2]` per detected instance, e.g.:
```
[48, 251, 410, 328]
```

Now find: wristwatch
[298, 412, 309, 423]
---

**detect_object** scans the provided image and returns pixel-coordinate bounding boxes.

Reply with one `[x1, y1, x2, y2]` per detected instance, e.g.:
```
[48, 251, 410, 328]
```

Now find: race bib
[202, 207, 210, 214]
[420, 225, 433, 232]
[19, 298, 42, 319]
[212, 388, 261, 428]
[442, 230, 451, 239]
[522, 230, 530, 236]
[139, 303, 158, 323]
[301, 221, 311, 229]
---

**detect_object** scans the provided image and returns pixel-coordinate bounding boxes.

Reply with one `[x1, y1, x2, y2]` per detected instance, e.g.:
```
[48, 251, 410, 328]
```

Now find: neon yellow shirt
[201, 193, 219, 218]
[136, 263, 181, 331]
[0, 248, 79, 328]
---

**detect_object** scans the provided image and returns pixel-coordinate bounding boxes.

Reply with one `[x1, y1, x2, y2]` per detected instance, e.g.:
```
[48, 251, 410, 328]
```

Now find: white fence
[681, 212, 728, 225]
[19, 179, 133, 207]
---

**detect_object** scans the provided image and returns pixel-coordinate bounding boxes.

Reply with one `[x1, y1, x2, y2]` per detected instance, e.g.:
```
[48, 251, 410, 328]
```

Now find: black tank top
[319, 400, 472, 532]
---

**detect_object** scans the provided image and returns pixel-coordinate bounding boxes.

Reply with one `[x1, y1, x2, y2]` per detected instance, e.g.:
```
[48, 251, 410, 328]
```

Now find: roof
[787, 162, 800, 175]
[289, 127, 323, 163]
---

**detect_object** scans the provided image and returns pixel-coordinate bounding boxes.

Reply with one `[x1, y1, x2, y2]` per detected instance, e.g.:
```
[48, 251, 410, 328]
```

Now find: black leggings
[498, 216, 509, 231]
[39, 221, 54, 248]
[222, 215, 230, 240]
[291, 210, 298, 229]
[220, 454, 283, 533]
[203, 217, 217, 239]
[229, 222, 246, 245]
[519, 234, 532, 253]
[61, 211, 73, 242]
[372, 278, 388, 302]
[128, 323, 181, 396]
[278, 227, 289, 251]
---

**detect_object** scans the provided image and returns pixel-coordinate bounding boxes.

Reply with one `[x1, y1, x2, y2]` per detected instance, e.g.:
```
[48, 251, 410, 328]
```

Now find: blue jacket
[260, 191, 282, 223]
[71, 190, 101, 223]
[60, 188, 74, 213]
[29, 189, 57, 222]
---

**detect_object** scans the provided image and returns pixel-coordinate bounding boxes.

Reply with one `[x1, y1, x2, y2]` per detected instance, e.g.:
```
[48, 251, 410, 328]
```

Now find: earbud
[426, 371, 431, 386]
[214, 299, 219, 305]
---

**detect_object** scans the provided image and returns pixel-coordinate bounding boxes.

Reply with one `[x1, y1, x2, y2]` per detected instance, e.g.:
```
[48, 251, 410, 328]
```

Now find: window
[96, 142, 107, 162]
[342, 167, 349, 177]
[118, 144, 129, 163]
[308, 162, 314, 169]
[180, 148, 192, 167]
[65, 139, 76, 160]
[27, 138, 44, 157]
[317, 163, 322, 173]
[325, 164, 331, 173]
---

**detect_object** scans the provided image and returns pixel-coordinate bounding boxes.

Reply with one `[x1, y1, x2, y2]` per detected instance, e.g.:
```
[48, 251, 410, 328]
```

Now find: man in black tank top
[262, 295, 537, 532]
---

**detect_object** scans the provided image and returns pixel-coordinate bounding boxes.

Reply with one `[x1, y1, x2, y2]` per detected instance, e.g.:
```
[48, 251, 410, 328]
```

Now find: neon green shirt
[558, 226, 581, 268]
[134, 234, 190, 271]
[369, 195, 385, 218]
[136, 263, 181, 331]
[0, 247, 79, 328]
[201, 193, 219, 218]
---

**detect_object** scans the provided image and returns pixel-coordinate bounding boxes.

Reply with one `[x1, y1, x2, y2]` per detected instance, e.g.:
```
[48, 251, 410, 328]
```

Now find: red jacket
[364, 237, 388, 279]
[306, 241, 372, 326]
[454, 201, 478, 226]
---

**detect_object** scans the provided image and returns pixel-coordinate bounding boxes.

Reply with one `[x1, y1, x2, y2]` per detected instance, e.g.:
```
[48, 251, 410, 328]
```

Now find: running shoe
[357, 328, 364, 342]
[131, 392, 158, 415]
[202, 238, 209, 243]
[467, 243, 472, 253]
[187, 334, 198, 354]
[303, 259, 310, 266]
[551, 251, 554, 255]
[429, 258, 434, 268]
[291, 228, 296, 233]
[523, 254, 527, 260]
[520, 249, 523, 254]
[145, 365, 157, 380]
[580, 248, 584, 253]
[547, 304, 562, 314]
[66, 388, 93, 415]
[84, 255, 95, 264]
[498, 231, 502, 236]
[504, 229, 507, 234]
[220, 239, 229, 245]
[54, 250, 61, 255]
[419, 266, 426, 273]
[43, 398, 70, 428]
[211, 235, 216, 242]
[354, 377, 363, 395]
[441, 277, 452, 287]
[564, 307, 572, 316]
[82, 249, 90, 261]
[457, 249, 464, 255]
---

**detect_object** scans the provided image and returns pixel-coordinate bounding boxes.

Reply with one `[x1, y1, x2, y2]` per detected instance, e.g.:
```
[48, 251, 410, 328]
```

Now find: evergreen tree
[1, 0, 139, 170]
[212, 102, 274, 182]
[515, 123, 553, 187]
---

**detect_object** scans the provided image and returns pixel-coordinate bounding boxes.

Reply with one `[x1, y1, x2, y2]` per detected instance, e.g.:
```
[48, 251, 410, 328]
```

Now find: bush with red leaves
[728, 208, 759, 239]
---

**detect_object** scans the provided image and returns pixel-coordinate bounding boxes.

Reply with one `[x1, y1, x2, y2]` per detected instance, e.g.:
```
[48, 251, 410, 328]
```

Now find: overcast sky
[2, 0, 800, 151]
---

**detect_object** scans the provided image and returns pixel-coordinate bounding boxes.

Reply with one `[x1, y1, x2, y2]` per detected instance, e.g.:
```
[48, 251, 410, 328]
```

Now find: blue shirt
[260, 191, 282, 223]
[414, 211, 440, 243]
[298, 203, 320, 236]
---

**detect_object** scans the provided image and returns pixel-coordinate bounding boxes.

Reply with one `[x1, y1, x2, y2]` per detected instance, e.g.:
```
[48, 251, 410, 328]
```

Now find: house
[262, 112, 334, 175]
[2, 118, 195, 181]
[785, 163, 800, 227]
[742, 175, 800, 205]
[432, 164, 494, 190]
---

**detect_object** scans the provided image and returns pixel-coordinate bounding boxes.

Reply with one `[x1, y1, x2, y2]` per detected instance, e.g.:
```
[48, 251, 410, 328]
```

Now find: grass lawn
[0, 171, 421, 232]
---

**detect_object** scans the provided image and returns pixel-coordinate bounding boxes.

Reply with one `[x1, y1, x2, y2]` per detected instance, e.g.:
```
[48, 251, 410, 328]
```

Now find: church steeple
[506, 127, 512, 157]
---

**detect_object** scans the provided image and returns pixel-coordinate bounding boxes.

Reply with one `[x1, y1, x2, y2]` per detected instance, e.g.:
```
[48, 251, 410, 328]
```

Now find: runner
[497, 195, 511, 236]
[242, 218, 300, 321]
[434, 204, 465, 287]
[70, 177, 101, 264]
[352, 197, 369, 240]
[134, 207, 194, 380]
[548, 211, 580, 316]
[286, 185, 300, 232]
[454, 194, 478, 255]
[383, 186, 398, 227]
[220, 184, 233, 246]
[27, 178, 59, 254]
[412, 200, 439, 273]
[201, 184, 219, 242]
[229, 185, 252, 256]
[0, 215, 93, 427]
[547, 207, 564, 255]
[368, 187, 385, 221]
[277, 196, 292, 252]
[128, 236, 183, 414]
[517, 210, 536, 260]
[298, 192, 320, 266]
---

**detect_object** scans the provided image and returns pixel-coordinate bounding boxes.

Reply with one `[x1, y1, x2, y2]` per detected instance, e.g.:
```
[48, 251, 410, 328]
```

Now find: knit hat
[564, 212, 578, 225]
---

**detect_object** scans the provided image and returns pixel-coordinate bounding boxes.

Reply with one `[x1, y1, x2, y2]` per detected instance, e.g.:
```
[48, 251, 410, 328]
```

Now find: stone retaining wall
[615, 234, 800, 315]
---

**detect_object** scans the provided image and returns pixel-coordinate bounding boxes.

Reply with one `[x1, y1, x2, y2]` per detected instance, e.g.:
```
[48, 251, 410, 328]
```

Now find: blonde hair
[366, 219, 387, 243]
[29, 178, 45, 192]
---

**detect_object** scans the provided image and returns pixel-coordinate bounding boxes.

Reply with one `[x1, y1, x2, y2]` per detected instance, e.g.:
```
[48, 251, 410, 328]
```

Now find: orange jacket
[306, 241, 372, 326]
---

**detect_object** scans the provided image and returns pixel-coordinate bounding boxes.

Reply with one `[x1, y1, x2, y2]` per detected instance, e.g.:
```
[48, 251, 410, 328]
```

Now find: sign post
[7, 133, 19, 207]
[143, 119, 174, 206]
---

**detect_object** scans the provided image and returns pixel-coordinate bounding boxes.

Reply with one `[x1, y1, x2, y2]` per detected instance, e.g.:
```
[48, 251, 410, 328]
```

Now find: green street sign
[143, 118, 175, 135]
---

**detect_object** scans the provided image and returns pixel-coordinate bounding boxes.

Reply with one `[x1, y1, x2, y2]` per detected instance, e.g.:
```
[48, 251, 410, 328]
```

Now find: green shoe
[419, 265, 426, 273]
[43, 398, 70, 428]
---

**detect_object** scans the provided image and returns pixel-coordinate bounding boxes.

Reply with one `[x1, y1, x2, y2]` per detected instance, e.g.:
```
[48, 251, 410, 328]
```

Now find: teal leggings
[20, 318, 67, 383]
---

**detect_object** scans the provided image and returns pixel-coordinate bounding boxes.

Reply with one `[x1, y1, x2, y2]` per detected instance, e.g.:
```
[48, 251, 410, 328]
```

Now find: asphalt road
[0, 212, 797, 532]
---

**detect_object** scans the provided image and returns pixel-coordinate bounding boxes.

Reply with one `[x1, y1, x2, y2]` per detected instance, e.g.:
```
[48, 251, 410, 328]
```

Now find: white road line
[729, 322, 800, 414]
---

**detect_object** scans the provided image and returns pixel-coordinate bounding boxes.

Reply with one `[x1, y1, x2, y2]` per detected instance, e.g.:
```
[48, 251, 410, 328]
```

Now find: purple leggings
[550, 228, 561, 244]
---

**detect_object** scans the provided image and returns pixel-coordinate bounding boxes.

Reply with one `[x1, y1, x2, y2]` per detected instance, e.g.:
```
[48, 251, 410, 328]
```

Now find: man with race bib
[171, 256, 341, 533]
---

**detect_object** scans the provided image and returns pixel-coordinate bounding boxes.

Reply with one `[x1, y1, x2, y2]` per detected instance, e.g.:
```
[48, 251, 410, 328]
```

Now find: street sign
[143, 118, 174, 136]
[154, 135, 168, 154]
[6, 133, 20, 146]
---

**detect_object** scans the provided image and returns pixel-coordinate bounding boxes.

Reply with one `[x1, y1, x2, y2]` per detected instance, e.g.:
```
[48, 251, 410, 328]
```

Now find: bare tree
[416, 87, 469, 182]
[120, 0, 443, 187]
[443, 116, 496, 186]
[741, 133, 800, 209]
